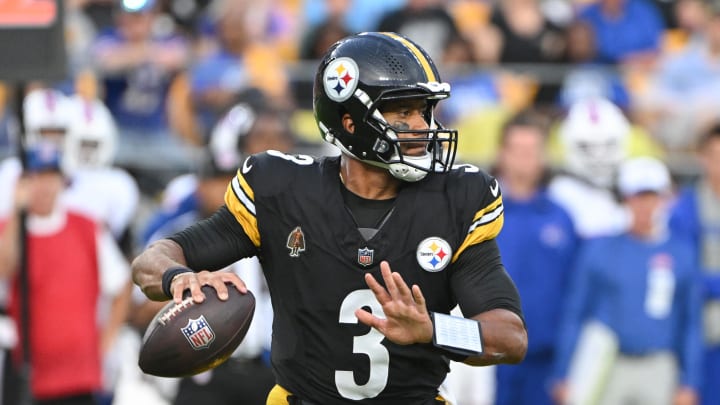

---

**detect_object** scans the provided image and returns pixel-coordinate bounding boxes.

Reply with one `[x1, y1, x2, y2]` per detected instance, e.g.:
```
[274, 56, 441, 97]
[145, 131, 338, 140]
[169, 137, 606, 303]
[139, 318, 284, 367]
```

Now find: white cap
[618, 157, 671, 197]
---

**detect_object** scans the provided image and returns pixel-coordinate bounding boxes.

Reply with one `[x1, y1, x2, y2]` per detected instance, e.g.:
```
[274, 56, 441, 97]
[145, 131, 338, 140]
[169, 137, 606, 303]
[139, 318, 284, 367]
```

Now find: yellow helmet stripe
[380, 32, 437, 82]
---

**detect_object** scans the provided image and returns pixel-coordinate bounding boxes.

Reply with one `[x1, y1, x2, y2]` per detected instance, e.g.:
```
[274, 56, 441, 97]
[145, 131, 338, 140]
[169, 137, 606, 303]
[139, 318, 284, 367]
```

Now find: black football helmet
[313, 32, 458, 182]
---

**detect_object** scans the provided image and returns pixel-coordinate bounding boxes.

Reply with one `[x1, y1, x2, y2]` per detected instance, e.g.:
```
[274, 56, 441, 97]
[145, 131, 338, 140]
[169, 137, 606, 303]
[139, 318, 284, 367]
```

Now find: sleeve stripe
[224, 173, 260, 247]
[472, 195, 502, 222]
[452, 197, 505, 263]
[468, 204, 504, 233]
[231, 175, 256, 216]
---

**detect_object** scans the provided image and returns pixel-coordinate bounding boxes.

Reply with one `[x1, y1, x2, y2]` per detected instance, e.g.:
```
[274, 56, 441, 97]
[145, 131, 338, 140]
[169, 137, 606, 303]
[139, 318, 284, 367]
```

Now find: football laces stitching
[158, 297, 195, 326]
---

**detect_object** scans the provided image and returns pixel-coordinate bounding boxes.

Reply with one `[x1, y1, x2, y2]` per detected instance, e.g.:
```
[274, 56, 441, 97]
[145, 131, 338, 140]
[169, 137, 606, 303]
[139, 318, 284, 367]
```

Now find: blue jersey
[553, 232, 703, 389]
[142, 192, 199, 247]
[497, 190, 578, 355]
[670, 186, 720, 299]
[94, 30, 186, 131]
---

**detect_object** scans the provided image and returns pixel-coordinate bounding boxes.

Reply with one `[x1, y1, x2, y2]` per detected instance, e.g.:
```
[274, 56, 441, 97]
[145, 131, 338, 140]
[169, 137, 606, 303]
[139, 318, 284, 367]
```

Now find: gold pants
[265, 384, 449, 404]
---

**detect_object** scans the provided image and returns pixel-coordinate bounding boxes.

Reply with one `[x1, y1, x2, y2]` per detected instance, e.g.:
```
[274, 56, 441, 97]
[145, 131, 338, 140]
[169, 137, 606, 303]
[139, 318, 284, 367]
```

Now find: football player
[0, 88, 72, 218]
[132, 32, 527, 404]
[548, 97, 632, 238]
[61, 95, 140, 247]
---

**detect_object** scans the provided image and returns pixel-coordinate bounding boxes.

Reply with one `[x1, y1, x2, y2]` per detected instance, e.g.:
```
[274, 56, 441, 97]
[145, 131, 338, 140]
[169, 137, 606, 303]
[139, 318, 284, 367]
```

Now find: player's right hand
[170, 270, 247, 304]
[551, 381, 569, 405]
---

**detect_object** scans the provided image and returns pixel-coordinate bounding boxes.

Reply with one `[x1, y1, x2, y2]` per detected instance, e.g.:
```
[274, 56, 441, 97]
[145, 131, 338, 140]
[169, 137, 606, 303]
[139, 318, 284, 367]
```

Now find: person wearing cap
[670, 124, 720, 405]
[0, 143, 130, 405]
[551, 156, 702, 405]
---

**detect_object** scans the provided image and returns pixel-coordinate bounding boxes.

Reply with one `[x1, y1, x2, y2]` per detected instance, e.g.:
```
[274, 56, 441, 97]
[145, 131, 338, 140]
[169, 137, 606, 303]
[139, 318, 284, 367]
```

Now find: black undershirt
[339, 184, 396, 241]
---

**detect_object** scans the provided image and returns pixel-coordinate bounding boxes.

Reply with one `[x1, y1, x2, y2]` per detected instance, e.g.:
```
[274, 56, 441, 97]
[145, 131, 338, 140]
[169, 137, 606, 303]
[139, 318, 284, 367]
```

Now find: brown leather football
[138, 285, 255, 377]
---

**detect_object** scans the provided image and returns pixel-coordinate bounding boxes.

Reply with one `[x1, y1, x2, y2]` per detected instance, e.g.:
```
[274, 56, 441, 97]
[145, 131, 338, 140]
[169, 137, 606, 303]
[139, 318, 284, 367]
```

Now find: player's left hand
[356, 261, 433, 345]
[673, 386, 698, 405]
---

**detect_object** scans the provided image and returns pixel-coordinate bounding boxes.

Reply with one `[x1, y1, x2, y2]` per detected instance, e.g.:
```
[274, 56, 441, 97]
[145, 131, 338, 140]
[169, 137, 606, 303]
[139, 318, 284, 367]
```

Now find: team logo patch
[416, 237, 452, 272]
[287, 226, 306, 257]
[181, 315, 215, 350]
[358, 247, 374, 267]
[323, 57, 359, 102]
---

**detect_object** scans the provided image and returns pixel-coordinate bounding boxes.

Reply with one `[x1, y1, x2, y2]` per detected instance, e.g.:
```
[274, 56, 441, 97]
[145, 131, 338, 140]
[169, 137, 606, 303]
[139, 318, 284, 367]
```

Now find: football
[138, 284, 255, 377]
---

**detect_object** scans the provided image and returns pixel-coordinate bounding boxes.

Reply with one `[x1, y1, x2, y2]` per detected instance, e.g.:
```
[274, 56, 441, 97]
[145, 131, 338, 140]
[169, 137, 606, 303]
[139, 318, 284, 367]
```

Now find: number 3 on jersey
[336, 290, 389, 400]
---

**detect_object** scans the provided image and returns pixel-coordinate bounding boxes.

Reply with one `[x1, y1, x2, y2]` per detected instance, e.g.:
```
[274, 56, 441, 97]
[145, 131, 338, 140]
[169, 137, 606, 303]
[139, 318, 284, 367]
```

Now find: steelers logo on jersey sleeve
[416, 237, 452, 272]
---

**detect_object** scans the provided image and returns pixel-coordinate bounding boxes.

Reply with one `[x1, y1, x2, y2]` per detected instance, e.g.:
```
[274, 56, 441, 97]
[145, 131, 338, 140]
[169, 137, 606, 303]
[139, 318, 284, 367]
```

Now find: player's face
[36, 128, 66, 150]
[27, 171, 64, 216]
[499, 125, 546, 184]
[380, 98, 430, 157]
[625, 192, 665, 236]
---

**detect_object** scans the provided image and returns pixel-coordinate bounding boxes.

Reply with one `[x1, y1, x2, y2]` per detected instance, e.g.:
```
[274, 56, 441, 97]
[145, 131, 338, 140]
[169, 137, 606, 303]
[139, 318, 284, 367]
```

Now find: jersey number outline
[335, 290, 389, 400]
[452, 163, 480, 173]
[266, 149, 314, 165]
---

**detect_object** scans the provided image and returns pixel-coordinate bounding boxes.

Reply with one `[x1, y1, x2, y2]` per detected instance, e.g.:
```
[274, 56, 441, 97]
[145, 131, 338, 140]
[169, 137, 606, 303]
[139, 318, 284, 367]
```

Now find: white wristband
[431, 312, 484, 356]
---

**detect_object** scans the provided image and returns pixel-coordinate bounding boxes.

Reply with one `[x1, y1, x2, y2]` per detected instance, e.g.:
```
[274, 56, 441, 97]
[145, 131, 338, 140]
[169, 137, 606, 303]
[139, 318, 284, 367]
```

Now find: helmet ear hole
[341, 113, 355, 134]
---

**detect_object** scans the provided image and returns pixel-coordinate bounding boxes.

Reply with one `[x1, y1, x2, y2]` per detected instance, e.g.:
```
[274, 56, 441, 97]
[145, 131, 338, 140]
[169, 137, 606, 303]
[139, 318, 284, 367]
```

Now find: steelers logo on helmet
[416, 237, 452, 272]
[323, 57, 359, 102]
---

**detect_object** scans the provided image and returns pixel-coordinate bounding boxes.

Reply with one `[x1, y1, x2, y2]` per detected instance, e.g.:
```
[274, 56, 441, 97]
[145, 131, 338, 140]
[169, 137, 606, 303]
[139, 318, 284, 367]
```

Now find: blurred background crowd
[0, 0, 719, 404]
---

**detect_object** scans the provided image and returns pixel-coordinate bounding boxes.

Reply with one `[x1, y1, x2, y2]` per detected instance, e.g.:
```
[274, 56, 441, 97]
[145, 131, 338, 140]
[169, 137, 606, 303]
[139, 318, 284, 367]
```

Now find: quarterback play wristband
[161, 267, 194, 299]
[430, 312, 484, 360]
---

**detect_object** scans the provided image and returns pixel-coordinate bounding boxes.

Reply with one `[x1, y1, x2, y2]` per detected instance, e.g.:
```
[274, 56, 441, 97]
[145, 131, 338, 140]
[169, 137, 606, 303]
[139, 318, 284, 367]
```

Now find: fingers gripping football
[171, 270, 247, 304]
[356, 261, 434, 345]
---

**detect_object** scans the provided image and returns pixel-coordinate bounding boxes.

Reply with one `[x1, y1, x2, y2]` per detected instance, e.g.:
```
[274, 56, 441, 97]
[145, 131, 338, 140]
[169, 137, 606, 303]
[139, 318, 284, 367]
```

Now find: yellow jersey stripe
[472, 195, 502, 223]
[380, 32, 437, 82]
[224, 172, 261, 247]
[265, 384, 448, 404]
[266, 385, 293, 405]
[453, 200, 505, 262]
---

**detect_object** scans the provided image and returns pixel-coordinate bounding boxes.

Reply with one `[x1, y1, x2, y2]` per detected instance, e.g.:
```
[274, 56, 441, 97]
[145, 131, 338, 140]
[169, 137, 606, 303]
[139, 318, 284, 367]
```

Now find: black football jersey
[223, 150, 504, 404]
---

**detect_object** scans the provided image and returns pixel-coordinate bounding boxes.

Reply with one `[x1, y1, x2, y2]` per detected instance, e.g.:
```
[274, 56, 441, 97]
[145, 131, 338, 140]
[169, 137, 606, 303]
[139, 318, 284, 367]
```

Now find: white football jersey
[62, 167, 140, 239]
[0, 157, 22, 218]
[548, 174, 630, 239]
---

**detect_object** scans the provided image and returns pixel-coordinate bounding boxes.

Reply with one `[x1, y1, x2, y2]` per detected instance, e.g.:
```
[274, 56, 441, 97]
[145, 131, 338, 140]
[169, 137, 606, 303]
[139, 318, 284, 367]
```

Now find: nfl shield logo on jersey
[416, 237, 452, 272]
[357, 247, 374, 267]
[181, 315, 216, 350]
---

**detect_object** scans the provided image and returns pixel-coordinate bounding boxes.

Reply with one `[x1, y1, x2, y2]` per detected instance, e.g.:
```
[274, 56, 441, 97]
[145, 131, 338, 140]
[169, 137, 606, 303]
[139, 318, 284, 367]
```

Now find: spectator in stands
[376, 0, 460, 62]
[670, 125, 720, 405]
[673, 0, 711, 48]
[552, 157, 701, 405]
[298, 0, 352, 61]
[303, 0, 404, 35]
[577, 0, 665, 64]
[489, 0, 566, 65]
[558, 20, 631, 111]
[487, 0, 567, 104]
[0, 143, 130, 405]
[641, 8, 720, 150]
[92, 0, 193, 174]
[436, 34, 500, 126]
[187, 1, 290, 138]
